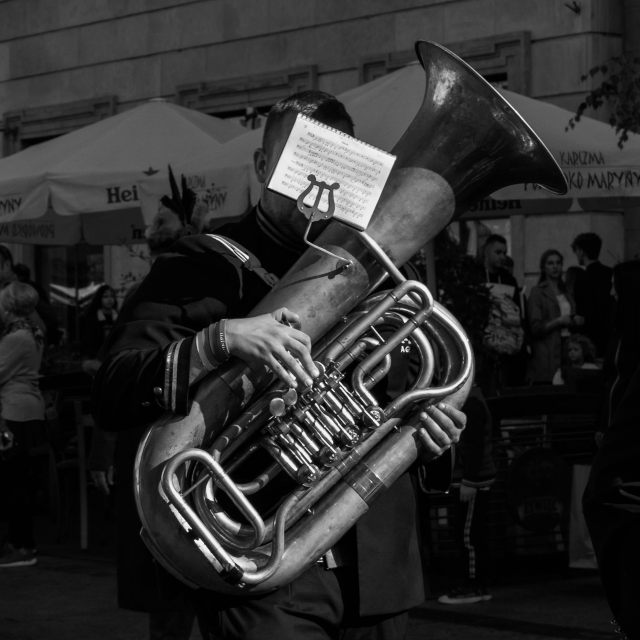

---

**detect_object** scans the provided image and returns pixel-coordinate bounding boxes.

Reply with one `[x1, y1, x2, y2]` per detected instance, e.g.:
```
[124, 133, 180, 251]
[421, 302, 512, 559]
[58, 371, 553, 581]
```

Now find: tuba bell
[134, 40, 567, 594]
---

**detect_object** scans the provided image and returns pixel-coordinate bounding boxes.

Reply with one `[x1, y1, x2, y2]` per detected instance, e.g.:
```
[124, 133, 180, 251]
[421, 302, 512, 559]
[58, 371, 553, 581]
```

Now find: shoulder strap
[205, 234, 279, 289]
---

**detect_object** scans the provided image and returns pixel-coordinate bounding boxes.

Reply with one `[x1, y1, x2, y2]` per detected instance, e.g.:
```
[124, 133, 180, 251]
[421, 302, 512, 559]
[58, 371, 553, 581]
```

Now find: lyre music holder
[297, 175, 352, 270]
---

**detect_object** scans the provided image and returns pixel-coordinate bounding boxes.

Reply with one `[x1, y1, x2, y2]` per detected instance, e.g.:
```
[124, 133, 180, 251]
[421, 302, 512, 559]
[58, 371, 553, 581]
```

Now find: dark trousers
[453, 486, 491, 587]
[191, 564, 409, 640]
[0, 420, 43, 549]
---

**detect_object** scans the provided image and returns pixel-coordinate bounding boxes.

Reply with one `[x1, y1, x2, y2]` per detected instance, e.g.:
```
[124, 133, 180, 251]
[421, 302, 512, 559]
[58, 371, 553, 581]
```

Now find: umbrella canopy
[0, 99, 245, 245]
[142, 61, 640, 227]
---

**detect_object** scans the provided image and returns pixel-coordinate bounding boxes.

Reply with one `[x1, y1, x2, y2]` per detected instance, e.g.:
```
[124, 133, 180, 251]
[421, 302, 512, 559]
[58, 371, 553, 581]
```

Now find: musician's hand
[416, 403, 466, 462]
[227, 308, 319, 388]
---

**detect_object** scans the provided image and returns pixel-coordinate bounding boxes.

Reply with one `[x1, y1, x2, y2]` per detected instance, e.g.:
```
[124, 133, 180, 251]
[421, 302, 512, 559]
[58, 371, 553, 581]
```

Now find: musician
[92, 90, 465, 640]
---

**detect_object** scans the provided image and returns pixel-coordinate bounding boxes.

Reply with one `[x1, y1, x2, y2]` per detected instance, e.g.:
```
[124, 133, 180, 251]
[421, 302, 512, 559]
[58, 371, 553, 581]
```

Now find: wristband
[219, 319, 231, 358]
[209, 322, 226, 364]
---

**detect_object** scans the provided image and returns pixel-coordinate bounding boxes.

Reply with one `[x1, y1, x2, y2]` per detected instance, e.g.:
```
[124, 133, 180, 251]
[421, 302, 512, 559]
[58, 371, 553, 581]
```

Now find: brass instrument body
[134, 40, 567, 594]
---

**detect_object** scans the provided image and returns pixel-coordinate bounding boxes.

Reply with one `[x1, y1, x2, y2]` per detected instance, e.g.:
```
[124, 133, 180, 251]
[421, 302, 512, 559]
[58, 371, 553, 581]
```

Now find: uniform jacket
[92, 207, 452, 616]
[452, 386, 496, 488]
[526, 281, 576, 383]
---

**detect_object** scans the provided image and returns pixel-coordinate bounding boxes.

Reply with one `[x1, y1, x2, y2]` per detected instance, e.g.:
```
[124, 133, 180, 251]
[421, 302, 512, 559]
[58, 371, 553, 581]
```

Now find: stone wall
[0, 0, 626, 121]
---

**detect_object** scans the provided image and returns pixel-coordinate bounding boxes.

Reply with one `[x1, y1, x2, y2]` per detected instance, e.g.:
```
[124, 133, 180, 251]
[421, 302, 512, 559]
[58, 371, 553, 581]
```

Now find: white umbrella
[0, 99, 246, 245]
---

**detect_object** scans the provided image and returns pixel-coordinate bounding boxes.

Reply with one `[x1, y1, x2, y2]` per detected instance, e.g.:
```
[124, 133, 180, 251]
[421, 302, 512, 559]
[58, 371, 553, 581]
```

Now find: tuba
[134, 41, 567, 593]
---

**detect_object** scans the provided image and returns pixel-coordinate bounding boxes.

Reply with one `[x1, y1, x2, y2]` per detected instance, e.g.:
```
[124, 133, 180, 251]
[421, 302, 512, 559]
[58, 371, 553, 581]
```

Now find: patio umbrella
[0, 99, 245, 245]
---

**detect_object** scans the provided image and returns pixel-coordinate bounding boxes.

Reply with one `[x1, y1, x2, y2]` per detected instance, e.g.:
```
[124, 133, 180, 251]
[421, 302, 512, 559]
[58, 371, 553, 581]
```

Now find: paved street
[0, 552, 613, 640]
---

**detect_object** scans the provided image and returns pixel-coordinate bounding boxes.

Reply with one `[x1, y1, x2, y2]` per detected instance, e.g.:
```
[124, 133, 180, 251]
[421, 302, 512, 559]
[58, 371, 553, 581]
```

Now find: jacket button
[141, 401, 151, 408]
[153, 386, 163, 396]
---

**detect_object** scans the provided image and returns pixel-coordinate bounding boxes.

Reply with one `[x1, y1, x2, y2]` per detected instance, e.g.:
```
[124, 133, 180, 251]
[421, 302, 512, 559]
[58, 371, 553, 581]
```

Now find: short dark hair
[483, 234, 507, 251]
[262, 91, 354, 154]
[0, 245, 14, 270]
[571, 233, 602, 260]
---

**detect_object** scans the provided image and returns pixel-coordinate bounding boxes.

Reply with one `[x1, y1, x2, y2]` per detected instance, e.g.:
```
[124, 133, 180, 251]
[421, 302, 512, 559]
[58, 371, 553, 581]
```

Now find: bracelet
[219, 319, 230, 358]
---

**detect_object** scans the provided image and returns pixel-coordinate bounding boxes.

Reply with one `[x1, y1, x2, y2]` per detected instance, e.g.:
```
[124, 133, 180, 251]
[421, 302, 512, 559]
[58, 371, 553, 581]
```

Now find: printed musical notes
[267, 114, 395, 231]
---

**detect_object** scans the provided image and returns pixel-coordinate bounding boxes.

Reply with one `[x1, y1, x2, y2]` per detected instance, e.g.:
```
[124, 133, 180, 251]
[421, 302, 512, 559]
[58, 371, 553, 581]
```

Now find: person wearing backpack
[481, 234, 525, 391]
[526, 249, 585, 384]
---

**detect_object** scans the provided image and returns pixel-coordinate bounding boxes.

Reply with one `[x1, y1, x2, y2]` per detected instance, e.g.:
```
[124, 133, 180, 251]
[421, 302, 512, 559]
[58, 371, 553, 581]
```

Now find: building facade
[1, 0, 637, 305]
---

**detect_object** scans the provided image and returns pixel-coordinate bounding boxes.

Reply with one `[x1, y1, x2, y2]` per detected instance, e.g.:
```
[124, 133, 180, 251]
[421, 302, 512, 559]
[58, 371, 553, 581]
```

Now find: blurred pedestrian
[481, 234, 524, 390]
[552, 334, 599, 385]
[526, 249, 584, 384]
[583, 359, 640, 639]
[81, 284, 118, 360]
[0, 248, 47, 338]
[483, 234, 518, 293]
[437, 384, 496, 604]
[571, 233, 613, 357]
[0, 282, 45, 568]
[14, 263, 61, 346]
[599, 260, 640, 439]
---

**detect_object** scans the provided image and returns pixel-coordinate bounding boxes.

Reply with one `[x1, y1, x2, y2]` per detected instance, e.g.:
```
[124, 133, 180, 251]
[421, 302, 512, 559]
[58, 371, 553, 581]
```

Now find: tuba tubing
[134, 40, 567, 593]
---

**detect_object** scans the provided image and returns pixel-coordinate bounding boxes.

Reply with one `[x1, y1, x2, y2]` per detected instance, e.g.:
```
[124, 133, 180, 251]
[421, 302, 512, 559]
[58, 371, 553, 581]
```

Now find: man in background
[481, 234, 525, 389]
[484, 234, 518, 293]
[571, 233, 613, 357]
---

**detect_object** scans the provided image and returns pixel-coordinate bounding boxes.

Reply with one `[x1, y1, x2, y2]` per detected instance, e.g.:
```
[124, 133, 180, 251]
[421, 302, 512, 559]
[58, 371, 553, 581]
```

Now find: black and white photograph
[0, 2, 639, 639]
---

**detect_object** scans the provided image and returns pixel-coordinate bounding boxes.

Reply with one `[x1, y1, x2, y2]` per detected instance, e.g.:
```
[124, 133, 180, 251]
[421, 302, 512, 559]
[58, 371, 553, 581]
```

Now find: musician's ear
[254, 147, 268, 184]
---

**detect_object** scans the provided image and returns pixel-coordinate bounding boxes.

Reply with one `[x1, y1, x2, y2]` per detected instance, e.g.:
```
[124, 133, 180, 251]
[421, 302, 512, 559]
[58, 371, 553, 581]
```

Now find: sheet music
[267, 114, 395, 231]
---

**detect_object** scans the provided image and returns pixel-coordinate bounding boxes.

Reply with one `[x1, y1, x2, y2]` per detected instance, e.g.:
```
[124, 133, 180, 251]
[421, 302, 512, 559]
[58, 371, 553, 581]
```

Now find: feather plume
[160, 165, 197, 227]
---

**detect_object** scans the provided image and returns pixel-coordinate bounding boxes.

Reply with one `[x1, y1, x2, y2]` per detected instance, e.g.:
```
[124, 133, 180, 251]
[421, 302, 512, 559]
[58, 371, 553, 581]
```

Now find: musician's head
[254, 91, 354, 244]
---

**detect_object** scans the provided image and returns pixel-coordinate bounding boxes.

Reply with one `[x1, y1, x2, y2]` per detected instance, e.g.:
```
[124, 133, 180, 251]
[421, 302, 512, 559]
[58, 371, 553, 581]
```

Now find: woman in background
[526, 249, 584, 383]
[81, 284, 118, 360]
[0, 282, 45, 568]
